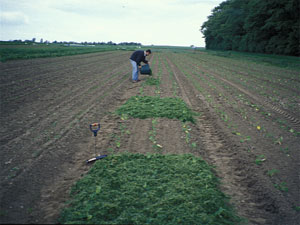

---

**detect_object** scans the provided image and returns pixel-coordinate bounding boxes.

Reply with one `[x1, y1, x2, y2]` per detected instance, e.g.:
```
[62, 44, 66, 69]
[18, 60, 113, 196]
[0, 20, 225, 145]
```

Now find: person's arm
[142, 58, 148, 64]
[142, 53, 148, 64]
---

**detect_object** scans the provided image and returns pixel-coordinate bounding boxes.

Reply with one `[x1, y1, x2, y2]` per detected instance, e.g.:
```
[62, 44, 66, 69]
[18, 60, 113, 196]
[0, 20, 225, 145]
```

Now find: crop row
[170, 53, 299, 136]
[168, 54, 287, 155]
[183, 53, 300, 116]
[186, 53, 298, 98]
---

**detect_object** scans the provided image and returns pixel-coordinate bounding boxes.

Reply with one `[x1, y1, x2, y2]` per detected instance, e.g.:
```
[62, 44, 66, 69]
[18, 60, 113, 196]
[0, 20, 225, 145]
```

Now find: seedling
[274, 136, 283, 145]
[274, 182, 288, 192]
[289, 128, 294, 133]
[240, 136, 251, 143]
[191, 142, 197, 148]
[280, 147, 289, 155]
[255, 155, 266, 165]
[267, 169, 279, 177]
[115, 140, 121, 148]
[120, 114, 129, 121]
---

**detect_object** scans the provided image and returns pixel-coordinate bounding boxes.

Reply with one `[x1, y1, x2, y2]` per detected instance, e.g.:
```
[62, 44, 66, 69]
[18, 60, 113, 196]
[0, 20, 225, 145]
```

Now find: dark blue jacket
[130, 50, 148, 66]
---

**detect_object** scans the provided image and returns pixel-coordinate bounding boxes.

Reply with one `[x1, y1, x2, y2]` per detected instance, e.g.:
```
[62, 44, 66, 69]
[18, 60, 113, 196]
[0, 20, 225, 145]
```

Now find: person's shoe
[132, 79, 141, 83]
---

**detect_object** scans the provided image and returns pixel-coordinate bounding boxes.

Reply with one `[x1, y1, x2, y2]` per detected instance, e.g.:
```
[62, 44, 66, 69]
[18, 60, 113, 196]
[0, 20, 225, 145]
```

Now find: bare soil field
[0, 50, 299, 224]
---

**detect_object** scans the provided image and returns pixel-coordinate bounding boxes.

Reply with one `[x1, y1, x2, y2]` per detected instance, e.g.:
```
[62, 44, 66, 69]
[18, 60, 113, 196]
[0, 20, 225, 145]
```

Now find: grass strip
[0, 45, 136, 62]
[59, 153, 242, 224]
[116, 96, 197, 123]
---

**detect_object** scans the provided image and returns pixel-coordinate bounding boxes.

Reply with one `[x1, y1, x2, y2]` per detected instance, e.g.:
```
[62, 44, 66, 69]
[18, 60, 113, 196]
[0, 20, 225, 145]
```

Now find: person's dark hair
[146, 49, 151, 54]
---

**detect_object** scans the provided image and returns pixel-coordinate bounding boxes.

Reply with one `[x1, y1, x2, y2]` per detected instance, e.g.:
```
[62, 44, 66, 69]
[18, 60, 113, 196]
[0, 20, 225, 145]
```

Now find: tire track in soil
[165, 55, 283, 224]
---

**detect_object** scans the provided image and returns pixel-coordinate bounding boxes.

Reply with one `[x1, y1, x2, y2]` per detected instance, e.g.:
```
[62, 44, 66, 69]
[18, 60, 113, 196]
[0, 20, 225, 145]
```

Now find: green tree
[201, 0, 299, 56]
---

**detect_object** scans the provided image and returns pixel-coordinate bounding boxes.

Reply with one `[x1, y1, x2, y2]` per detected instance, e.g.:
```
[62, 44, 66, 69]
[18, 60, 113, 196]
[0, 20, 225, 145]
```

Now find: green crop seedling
[255, 155, 266, 165]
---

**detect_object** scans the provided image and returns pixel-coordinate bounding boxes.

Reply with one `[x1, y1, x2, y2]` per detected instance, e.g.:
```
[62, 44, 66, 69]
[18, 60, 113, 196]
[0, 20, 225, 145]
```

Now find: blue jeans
[130, 59, 139, 81]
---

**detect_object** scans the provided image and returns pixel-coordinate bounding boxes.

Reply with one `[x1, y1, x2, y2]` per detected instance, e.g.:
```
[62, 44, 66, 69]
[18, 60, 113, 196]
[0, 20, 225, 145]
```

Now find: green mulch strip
[144, 77, 160, 86]
[115, 96, 197, 123]
[59, 153, 242, 224]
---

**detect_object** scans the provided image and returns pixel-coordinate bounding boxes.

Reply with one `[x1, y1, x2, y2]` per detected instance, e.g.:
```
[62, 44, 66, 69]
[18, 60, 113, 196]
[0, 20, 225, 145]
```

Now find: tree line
[201, 0, 299, 56]
[1, 39, 142, 46]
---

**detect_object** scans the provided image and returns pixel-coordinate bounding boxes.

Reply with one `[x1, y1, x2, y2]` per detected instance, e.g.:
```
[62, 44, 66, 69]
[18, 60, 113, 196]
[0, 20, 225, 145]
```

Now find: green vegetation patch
[116, 96, 197, 123]
[59, 153, 241, 224]
[0, 44, 137, 62]
[145, 77, 160, 86]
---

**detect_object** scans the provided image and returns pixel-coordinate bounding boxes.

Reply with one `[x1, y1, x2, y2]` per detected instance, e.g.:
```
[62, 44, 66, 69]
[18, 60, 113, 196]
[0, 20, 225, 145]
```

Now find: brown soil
[0, 51, 299, 224]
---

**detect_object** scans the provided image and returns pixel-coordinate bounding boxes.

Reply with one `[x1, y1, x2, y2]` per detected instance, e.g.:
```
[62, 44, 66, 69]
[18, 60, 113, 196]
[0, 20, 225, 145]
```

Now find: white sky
[0, 0, 223, 47]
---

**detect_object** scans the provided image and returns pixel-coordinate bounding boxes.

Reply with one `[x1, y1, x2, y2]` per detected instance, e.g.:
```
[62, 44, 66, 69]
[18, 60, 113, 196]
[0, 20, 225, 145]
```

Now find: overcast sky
[0, 0, 223, 47]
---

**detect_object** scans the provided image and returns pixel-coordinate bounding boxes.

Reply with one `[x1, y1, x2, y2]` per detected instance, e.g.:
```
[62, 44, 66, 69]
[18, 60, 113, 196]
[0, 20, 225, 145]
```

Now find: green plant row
[187, 53, 300, 112]
[59, 153, 242, 224]
[144, 77, 160, 86]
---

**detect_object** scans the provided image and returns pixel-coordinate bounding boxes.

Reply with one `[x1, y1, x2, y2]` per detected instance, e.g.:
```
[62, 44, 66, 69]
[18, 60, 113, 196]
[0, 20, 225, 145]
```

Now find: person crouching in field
[130, 49, 151, 83]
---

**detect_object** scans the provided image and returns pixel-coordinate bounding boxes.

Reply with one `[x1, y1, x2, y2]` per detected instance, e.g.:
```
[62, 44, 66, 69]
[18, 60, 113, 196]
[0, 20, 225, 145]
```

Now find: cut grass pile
[116, 96, 197, 123]
[59, 153, 242, 224]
